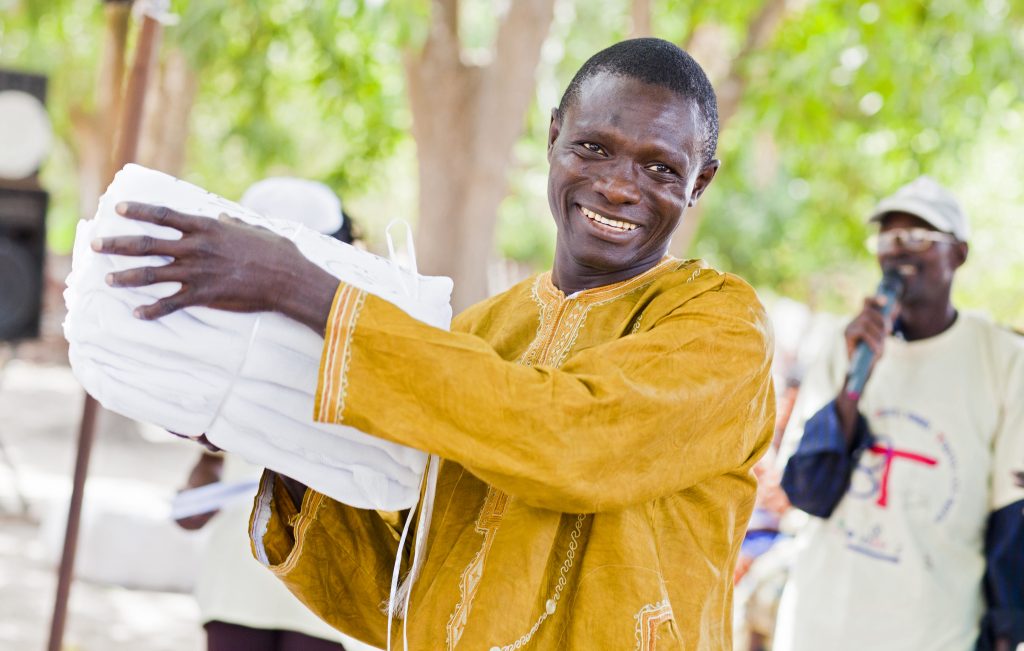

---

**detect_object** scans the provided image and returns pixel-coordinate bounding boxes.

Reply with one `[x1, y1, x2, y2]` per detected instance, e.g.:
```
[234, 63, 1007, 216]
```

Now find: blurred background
[0, 0, 1022, 649]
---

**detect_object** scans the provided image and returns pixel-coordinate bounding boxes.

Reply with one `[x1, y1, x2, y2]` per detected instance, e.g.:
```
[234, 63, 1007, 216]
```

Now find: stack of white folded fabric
[64, 164, 453, 511]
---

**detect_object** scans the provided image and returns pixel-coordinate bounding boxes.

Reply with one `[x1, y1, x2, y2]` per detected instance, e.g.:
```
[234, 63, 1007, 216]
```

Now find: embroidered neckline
[535, 256, 681, 307]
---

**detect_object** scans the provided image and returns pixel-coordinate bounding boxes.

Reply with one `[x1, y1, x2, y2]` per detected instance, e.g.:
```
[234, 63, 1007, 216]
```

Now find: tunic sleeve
[248, 470, 403, 648]
[978, 339, 1024, 648]
[314, 278, 775, 513]
[780, 400, 873, 518]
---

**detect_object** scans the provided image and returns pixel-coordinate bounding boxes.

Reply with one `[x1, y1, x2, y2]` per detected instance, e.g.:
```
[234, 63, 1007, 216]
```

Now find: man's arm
[978, 347, 1024, 651]
[779, 298, 891, 518]
[96, 204, 774, 510]
[174, 451, 224, 530]
[980, 499, 1024, 651]
[248, 472, 401, 649]
[95, 203, 338, 333]
[313, 275, 775, 513]
[780, 399, 873, 517]
[276, 473, 309, 510]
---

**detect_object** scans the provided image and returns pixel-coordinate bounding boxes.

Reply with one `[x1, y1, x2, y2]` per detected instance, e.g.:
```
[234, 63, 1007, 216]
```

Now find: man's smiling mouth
[579, 206, 638, 232]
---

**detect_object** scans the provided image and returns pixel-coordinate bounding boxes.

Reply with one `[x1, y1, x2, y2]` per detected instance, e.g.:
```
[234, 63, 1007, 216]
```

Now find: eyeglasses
[866, 228, 958, 254]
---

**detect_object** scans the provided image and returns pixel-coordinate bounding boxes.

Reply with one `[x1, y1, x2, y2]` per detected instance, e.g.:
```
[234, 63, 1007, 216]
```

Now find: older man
[776, 177, 1024, 651]
[96, 38, 775, 649]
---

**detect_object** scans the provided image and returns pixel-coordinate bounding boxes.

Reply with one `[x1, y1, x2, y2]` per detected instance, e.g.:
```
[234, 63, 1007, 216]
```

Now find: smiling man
[95, 38, 775, 649]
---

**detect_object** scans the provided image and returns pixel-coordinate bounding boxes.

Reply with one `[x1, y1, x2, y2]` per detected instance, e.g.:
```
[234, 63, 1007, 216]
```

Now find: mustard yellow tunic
[250, 257, 775, 650]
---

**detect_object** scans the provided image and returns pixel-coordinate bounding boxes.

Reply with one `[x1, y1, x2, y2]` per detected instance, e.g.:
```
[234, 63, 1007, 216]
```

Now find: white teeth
[580, 207, 637, 232]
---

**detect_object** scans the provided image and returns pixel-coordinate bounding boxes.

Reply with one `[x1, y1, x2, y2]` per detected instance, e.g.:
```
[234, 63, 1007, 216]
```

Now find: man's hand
[843, 295, 898, 364]
[167, 431, 223, 453]
[833, 295, 899, 443]
[93, 202, 338, 333]
[174, 451, 225, 531]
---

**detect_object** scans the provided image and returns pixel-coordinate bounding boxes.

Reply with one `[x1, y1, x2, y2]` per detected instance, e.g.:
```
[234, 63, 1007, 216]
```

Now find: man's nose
[593, 165, 641, 205]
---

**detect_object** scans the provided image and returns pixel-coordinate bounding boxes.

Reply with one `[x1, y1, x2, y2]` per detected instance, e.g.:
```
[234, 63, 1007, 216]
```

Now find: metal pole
[47, 3, 164, 648]
[45, 394, 99, 651]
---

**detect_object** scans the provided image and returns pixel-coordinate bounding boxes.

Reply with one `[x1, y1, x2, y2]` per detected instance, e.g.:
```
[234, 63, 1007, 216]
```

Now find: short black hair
[557, 38, 719, 164]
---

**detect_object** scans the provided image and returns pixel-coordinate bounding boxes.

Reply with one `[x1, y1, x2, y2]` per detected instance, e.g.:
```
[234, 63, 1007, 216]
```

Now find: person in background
[774, 176, 1024, 651]
[175, 177, 377, 651]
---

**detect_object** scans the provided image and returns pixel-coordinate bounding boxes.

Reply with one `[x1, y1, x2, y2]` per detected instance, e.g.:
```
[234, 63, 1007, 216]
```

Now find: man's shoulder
[960, 312, 1024, 349]
[452, 274, 541, 334]
[644, 259, 766, 317]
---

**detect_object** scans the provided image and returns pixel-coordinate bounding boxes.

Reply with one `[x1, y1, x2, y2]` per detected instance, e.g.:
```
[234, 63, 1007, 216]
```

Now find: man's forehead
[879, 212, 940, 231]
[563, 73, 701, 149]
[571, 71, 695, 114]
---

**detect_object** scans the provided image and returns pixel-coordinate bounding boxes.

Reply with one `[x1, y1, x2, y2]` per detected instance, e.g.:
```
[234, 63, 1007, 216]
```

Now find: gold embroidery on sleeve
[634, 600, 674, 651]
[315, 284, 367, 423]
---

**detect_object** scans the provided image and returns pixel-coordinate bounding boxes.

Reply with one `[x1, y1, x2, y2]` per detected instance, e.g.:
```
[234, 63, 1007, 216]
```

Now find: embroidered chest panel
[445, 259, 686, 650]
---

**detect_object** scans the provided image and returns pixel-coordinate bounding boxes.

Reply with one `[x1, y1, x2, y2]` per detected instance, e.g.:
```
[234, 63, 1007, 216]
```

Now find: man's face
[877, 212, 967, 306]
[546, 73, 719, 275]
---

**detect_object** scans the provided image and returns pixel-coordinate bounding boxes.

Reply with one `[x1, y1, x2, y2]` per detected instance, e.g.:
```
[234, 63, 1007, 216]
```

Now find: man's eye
[647, 163, 673, 174]
[581, 142, 604, 154]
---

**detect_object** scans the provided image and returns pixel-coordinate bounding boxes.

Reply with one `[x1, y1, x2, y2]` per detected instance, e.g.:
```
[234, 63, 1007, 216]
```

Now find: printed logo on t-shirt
[834, 407, 960, 564]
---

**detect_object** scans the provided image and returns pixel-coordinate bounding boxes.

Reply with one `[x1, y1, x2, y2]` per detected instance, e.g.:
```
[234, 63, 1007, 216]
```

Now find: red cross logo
[868, 443, 939, 507]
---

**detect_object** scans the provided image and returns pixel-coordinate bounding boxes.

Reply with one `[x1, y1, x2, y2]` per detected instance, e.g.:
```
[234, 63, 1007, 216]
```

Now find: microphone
[843, 269, 905, 401]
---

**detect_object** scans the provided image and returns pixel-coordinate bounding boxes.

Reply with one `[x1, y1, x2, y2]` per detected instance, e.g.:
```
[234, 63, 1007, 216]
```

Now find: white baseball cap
[239, 177, 343, 235]
[867, 176, 969, 242]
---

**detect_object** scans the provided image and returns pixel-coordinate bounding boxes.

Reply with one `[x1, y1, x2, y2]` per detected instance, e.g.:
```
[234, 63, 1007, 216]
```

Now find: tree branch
[488, 0, 557, 97]
[671, 0, 789, 258]
[718, 0, 788, 123]
[631, 0, 652, 38]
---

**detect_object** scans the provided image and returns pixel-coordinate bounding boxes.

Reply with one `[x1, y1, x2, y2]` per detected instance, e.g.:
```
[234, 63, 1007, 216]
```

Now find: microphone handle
[843, 282, 901, 401]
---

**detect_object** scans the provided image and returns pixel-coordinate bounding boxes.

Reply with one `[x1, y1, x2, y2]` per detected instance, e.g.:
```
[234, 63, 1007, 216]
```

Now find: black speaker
[0, 69, 47, 105]
[0, 184, 47, 341]
[0, 69, 49, 342]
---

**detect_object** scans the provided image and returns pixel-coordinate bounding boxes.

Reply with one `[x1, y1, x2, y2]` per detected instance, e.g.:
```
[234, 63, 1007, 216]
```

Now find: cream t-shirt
[775, 313, 1024, 651]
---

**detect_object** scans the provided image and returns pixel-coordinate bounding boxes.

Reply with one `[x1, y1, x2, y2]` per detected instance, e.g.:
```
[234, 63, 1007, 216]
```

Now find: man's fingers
[106, 264, 187, 288]
[175, 511, 217, 531]
[134, 289, 193, 320]
[115, 202, 207, 232]
[219, 212, 271, 233]
[91, 234, 184, 258]
[847, 318, 886, 356]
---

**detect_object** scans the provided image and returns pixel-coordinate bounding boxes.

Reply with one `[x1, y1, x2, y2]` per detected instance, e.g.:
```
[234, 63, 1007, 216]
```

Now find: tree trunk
[406, 0, 556, 312]
[631, 0, 652, 38]
[72, 0, 131, 221]
[138, 49, 199, 176]
[671, 0, 788, 258]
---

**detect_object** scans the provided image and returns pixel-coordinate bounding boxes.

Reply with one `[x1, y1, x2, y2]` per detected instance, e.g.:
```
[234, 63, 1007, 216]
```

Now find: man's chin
[571, 247, 646, 276]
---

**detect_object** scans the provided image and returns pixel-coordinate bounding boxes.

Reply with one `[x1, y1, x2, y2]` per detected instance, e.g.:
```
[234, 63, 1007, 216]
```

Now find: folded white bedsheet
[65, 164, 452, 511]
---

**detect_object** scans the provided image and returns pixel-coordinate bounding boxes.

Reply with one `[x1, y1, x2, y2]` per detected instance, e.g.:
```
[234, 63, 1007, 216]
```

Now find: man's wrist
[274, 262, 339, 335]
[276, 473, 308, 511]
[833, 393, 862, 449]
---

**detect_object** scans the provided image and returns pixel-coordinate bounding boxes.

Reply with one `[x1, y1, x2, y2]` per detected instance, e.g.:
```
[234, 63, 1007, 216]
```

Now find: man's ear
[687, 159, 721, 207]
[547, 108, 562, 160]
[953, 241, 969, 269]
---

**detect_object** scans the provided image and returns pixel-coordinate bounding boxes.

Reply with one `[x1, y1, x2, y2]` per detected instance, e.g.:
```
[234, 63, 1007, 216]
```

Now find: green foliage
[689, 0, 1024, 323]
[3, 0, 1022, 325]
[168, 0, 414, 203]
[1, 0, 419, 250]
[0, 0, 106, 251]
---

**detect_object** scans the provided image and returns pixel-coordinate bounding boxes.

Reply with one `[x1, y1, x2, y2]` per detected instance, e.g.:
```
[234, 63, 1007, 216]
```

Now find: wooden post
[47, 4, 165, 649]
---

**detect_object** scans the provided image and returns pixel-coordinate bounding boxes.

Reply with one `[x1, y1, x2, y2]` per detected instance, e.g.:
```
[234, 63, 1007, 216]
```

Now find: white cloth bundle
[65, 164, 453, 511]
